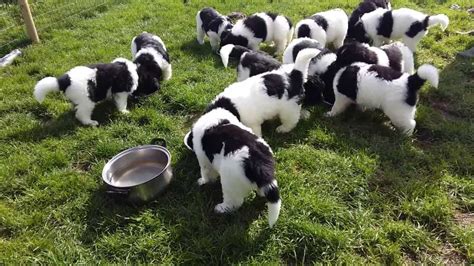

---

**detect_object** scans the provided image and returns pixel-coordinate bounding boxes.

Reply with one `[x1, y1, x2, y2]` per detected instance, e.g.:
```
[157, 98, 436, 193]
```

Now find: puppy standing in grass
[220, 12, 293, 54]
[347, 0, 391, 43]
[184, 108, 281, 228]
[131, 32, 172, 96]
[359, 8, 449, 51]
[327, 63, 439, 135]
[208, 49, 320, 137]
[196, 7, 234, 51]
[295, 9, 348, 49]
[33, 58, 138, 126]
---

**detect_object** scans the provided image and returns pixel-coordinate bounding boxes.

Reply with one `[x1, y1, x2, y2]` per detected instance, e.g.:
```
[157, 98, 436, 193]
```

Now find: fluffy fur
[196, 7, 234, 51]
[336, 41, 414, 73]
[184, 108, 281, 228]
[33, 58, 138, 126]
[219, 44, 282, 81]
[347, 0, 391, 43]
[220, 12, 293, 54]
[326, 63, 439, 135]
[208, 49, 320, 137]
[283, 37, 323, 64]
[360, 8, 449, 51]
[131, 32, 171, 96]
[295, 9, 348, 49]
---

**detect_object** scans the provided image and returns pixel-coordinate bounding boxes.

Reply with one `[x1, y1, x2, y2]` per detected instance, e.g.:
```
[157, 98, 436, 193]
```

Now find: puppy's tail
[427, 14, 449, 31]
[34, 77, 60, 103]
[407, 64, 438, 96]
[219, 44, 251, 68]
[288, 48, 321, 95]
[259, 180, 281, 228]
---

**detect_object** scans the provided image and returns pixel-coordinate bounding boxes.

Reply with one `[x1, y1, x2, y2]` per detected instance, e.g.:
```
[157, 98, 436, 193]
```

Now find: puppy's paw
[300, 110, 311, 120]
[324, 111, 334, 118]
[120, 109, 130, 114]
[214, 203, 232, 213]
[276, 125, 292, 133]
[197, 178, 208, 186]
[85, 120, 99, 126]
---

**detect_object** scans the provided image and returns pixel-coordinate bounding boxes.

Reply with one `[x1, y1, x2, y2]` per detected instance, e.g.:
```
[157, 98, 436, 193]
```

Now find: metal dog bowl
[102, 138, 173, 202]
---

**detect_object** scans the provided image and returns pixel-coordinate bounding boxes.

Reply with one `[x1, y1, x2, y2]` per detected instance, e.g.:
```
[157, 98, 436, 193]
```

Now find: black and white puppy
[359, 8, 449, 51]
[183, 108, 281, 228]
[295, 9, 348, 49]
[326, 63, 439, 135]
[283, 37, 323, 64]
[220, 12, 293, 54]
[34, 58, 138, 126]
[196, 7, 234, 51]
[347, 0, 391, 43]
[208, 49, 319, 137]
[131, 32, 171, 97]
[336, 41, 414, 73]
[219, 44, 281, 81]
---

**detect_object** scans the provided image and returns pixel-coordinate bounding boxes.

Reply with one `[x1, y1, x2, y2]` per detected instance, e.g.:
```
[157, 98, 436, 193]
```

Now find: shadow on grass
[80, 151, 275, 263]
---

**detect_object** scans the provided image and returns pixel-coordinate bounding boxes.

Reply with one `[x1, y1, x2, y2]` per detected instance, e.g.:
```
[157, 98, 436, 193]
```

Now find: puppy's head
[133, 53, 163, 97]
[220, 31, 248, 49]
[183, 131, 194, 151]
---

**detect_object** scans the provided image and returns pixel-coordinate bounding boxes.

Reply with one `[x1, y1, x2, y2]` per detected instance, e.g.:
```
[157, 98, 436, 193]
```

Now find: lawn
[0, 0, 473, 264]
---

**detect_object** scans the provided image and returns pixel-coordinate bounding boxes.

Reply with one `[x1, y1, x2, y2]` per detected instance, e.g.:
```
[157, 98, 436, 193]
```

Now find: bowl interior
[103, 146, 170, 188]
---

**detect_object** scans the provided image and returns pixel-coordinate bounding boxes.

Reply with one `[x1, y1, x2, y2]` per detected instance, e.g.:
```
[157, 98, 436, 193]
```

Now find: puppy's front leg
[198, 165, 218, 186]
[114, 92, 129, 114]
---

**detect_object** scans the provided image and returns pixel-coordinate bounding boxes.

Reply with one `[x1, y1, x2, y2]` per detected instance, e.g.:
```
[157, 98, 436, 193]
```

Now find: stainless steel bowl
[102, 139, 173, 202]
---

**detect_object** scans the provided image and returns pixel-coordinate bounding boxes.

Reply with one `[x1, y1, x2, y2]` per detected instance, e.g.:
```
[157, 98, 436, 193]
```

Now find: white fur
[219, 44, 235, 68]
[283, 37, 322, 64]
[361, 8, 449, 51]
[327, 63, 439, 135]
[230, 13, 292, 53]
[186, 108, 281, 227]
[33, 58, 138, 126]
[295, 9, 348, 49]
[212, 49, 320, 136]
[381, 41, 415, 73]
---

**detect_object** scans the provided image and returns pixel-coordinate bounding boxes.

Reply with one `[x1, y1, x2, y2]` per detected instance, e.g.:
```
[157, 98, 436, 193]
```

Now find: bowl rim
[101, 145, 171, 188]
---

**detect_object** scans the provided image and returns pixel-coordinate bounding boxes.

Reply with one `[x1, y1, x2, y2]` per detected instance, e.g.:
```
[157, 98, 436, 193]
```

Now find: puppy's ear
[184, 131, 194, 151]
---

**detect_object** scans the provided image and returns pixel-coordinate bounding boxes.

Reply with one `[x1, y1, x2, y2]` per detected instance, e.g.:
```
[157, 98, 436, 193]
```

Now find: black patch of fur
[302, 74, 325, 106]
[377, 10, 393, 38]
[311, 15, 328, 31]
[292, 39, 322, 62]
[406, 73, 425, 106]
[297, 24, 311, 38]
[243, 15, 267, 40]
[57, 74, 71, 92]
[264, 184, 280, 203]
[288, 70, 304, 99]
[199, 7, 221, 28]
[266, 12, 277, 20]
[348, 0, 390, 42]
[86, 61, 134, 102]
[406, 16, 429, 38]
[220, 32, 249, 48]
[263, 73, 286, 99]
[381, 46, 403, 72]
[206, 17, 226, 33]
[368, 64, 403, 81]
[134, 32, 169, 62]
[228, 45, 251, 59]
[205, 97, 240, 120]
[337, 65, 360, 101]
[336, 42, 378, 66]
[200, 120, 275, 188]
[134, 53, 162, 96]
[240, 52, 281, 77]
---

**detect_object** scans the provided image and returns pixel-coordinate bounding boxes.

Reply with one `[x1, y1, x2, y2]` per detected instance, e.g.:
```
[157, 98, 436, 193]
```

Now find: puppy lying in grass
[33, 58, 138, 126]
[184, 108, 281, 228]
[327, 63, 438, 135]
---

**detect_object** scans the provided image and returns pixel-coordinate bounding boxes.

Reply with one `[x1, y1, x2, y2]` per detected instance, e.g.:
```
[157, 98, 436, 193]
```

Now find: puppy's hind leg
[196, 16, 205, 44]
[215, 171, 249, 213]
[114, 92, 130, 114]
[75, 101, 98, 126]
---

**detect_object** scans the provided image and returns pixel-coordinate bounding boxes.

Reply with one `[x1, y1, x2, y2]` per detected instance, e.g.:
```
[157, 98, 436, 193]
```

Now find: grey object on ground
[0, 49, 21, 67]
[458, 47, 474, 58]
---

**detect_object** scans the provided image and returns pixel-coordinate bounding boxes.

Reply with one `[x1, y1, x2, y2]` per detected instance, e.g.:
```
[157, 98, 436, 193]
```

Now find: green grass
[0, 0, 473, 264]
